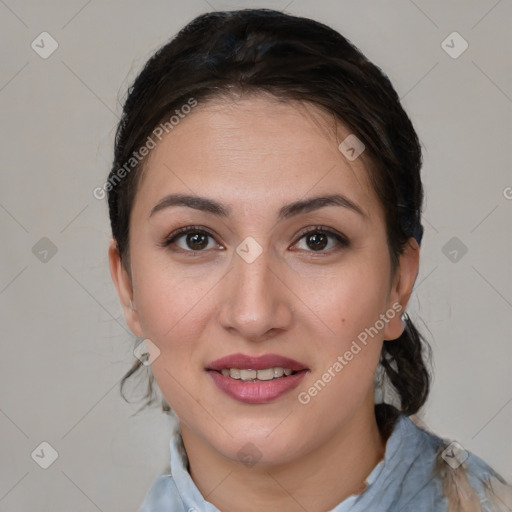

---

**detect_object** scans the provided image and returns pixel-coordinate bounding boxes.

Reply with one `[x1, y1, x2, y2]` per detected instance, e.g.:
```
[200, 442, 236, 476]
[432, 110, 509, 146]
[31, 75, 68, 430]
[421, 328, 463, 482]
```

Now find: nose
[218, 241, 294, 342]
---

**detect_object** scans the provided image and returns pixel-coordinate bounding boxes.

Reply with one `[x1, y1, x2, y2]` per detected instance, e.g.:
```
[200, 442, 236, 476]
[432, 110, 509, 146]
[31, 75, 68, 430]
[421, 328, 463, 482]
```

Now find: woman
[106, 8, 511, 512]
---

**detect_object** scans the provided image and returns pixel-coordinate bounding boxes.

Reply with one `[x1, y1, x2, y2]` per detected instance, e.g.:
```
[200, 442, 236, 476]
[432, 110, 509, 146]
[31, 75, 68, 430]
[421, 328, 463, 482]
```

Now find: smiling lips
[206, 353, 309, 404]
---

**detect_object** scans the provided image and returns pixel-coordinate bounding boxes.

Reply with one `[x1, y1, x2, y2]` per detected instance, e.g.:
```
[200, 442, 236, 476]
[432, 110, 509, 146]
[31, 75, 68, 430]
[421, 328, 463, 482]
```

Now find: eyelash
[159, 225, 349, 256]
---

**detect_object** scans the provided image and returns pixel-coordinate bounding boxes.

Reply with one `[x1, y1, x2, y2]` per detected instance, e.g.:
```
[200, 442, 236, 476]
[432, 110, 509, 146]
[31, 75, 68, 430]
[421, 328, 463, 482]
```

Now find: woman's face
[110, 95, 418, 466]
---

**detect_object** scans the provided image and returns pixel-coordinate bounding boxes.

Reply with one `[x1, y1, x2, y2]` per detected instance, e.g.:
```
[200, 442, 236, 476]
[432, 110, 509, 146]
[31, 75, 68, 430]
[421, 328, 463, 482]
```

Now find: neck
[180, 397, 388, 512]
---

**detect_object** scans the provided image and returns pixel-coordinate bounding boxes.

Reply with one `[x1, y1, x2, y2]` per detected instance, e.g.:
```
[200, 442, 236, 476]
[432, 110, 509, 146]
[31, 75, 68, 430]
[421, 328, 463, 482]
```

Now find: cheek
[299, 257, 391, 346]
[293, 257, 389, 399]
[131, 253, 219, 343]
[129, 253, 221, 415]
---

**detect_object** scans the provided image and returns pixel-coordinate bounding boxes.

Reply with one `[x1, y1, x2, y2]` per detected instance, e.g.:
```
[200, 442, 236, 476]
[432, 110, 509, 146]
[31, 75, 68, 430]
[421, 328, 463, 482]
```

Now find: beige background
[0, 0, 511, 510]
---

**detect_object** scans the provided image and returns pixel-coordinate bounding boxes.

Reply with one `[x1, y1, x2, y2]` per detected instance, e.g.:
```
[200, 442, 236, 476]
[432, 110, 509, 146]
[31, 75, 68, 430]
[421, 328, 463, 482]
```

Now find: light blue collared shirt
[138, 414, 502, 511]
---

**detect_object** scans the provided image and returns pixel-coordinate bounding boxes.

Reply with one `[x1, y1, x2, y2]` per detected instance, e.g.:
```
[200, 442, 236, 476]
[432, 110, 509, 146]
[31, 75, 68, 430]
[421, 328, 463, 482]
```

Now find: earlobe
[108, 239, 144, 337]
[383, 238, 420, 340]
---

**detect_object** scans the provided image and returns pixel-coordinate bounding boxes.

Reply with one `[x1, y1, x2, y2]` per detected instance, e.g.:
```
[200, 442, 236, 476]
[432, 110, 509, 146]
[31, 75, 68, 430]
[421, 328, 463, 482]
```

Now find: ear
[383, 237, 420, 341]
[108, 239, 144, 338]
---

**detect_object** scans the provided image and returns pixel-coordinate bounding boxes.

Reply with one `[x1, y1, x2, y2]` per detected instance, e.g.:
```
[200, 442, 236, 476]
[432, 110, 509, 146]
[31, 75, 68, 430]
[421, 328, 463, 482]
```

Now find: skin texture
[109, 94, 420, 512]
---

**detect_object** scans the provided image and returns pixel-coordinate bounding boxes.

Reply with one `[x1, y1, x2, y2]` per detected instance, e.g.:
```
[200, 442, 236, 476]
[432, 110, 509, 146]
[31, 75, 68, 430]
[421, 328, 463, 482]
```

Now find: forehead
[133, 94, 381, 222]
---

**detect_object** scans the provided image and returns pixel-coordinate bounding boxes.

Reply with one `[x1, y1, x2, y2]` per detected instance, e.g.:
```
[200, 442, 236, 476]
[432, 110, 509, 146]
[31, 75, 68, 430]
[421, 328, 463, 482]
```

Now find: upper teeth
[221, 368, 294, 381]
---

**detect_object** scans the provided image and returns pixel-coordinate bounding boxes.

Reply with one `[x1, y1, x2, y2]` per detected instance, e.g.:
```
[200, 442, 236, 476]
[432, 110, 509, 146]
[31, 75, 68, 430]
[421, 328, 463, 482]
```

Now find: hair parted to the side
[111, 7, 429, 429]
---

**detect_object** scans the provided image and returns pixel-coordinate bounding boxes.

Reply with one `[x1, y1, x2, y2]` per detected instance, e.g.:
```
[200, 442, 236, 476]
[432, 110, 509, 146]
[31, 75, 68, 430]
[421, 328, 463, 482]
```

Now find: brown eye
[294, 227, 349, 253]
[305, 232, 329, 251]
[162, 227, 218, 252]
[184, 231, 209, 250]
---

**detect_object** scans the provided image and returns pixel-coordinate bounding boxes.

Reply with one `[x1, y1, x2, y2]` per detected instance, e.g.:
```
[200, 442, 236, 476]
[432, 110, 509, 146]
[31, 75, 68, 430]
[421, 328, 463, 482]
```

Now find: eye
[161, 226, 221, 252]
[293, 226, 349, 253]
[160, 225, 349, 255]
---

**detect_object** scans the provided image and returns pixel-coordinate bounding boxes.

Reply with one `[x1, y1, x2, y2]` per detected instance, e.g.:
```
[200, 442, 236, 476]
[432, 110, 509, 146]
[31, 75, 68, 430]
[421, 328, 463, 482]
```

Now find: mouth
[205, 353, 309, 403]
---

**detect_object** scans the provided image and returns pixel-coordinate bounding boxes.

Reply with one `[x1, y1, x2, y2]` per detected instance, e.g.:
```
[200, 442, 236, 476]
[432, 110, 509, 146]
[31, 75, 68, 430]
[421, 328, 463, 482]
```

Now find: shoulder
[434, 443, 512, 512]
[406, 416, 512, 512]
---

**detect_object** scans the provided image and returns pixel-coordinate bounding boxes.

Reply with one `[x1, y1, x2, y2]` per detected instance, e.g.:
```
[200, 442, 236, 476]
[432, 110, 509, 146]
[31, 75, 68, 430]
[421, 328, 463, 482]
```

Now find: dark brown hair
[108, 8, 431, 432]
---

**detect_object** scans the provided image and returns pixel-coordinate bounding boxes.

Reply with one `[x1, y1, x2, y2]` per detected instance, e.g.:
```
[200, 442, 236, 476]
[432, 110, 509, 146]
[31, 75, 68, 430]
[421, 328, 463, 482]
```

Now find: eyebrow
[149, 193, 365, 220]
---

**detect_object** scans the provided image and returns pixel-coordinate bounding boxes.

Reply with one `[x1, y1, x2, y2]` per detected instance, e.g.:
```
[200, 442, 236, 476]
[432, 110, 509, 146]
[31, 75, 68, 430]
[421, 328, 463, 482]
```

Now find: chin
[203, 424, 309, 468]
